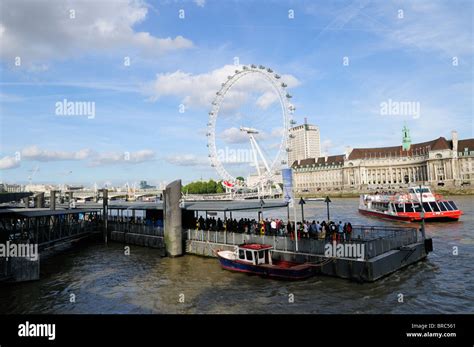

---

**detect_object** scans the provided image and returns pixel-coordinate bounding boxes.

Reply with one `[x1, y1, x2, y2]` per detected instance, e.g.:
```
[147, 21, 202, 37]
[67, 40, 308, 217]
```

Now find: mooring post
[67, 191, 75, 208]
[102, 189, 108, 244]
[419, 185, 426, 241]
[50, 190, 57, 210]
[164, 180, 183, 257]
[35, 192, 45, 208]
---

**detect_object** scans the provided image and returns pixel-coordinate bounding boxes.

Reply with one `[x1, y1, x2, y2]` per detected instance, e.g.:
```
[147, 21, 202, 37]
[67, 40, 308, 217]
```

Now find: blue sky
[0, 0, 472, 187]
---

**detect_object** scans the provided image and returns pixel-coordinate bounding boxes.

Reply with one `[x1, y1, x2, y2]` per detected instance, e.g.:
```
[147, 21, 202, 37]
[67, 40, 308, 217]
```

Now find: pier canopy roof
[57, 201, 164, 210]
[182, 200, 288, 212]
[0, 208, 100, 218]
[102, 201, 163, 210]
[0, 192, 34, 203]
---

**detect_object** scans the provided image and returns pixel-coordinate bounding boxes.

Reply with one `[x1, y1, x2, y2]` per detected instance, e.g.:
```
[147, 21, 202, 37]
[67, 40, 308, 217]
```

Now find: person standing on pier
[270, 219, 277, 235]
[319, 222, 326, 240]
[287, 220, 293, 239]
[338, 221, 344, 242]
[330, 222, 337, 242]
[303, 222, 309, 239]
[346, 222, 353, 241]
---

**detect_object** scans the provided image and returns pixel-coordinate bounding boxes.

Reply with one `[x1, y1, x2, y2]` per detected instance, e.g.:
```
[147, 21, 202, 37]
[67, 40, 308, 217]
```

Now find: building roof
[0, 192, 34, 203]
[459, 139, 474, 152]
[347, 137, 453, 160]
[57, 201, 164, 210]
[293, 154, 345, 168]
[0, 208, 99, 218]
[57, 200, 287, 212]
[291, 135, 474, 167]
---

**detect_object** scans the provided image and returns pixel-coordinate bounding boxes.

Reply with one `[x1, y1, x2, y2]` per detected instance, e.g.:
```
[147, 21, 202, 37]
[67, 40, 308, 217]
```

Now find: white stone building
[288, 120, 321, 165]
[292, 129, 474, 192]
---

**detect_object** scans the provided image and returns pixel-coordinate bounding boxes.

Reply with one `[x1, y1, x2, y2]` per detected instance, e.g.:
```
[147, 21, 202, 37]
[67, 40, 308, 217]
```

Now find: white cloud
[321, 139, 335, 157]
[89, 149, 155, 166]
[0, 93, 24, 102]
[146, 64, 300, 110]
[0, 156, 20, 170]
[217, 125, 282, 145]
[0, 146, 155, 168]
[21, 146, 91, 161]
[385, 2, 473, 56]
[219, 127, 249, 144]
[194, 0, 206, 8]
[0, 0, 193, 65]
[165, 154, 208, 167]
[256, 92, 279, 110]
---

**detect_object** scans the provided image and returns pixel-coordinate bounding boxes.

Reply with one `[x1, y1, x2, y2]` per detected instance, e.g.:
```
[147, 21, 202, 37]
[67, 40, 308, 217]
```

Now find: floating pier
[185, 226, 432, 282]
[0, 179, 433, 283]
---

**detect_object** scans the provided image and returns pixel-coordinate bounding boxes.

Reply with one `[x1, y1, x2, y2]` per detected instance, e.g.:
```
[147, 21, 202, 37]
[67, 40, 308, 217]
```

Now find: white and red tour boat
[359, 186, 463, 222]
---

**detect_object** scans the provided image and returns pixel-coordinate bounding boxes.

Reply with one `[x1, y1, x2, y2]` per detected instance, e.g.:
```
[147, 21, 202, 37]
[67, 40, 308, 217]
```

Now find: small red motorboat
[217, 243, 314, 280]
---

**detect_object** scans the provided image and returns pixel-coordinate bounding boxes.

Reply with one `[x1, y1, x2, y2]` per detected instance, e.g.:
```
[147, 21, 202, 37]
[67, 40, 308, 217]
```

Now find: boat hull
[358, 208, 461, 222]
[217, 255, 314, 280]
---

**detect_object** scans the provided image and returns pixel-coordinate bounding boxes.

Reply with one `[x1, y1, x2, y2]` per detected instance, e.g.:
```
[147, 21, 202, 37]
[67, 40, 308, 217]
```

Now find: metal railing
[186, 226, 420, 259]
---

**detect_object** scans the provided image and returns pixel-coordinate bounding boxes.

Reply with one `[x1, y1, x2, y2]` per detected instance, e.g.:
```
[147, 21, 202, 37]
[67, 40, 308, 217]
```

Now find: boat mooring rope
[306, 257, 334, 267]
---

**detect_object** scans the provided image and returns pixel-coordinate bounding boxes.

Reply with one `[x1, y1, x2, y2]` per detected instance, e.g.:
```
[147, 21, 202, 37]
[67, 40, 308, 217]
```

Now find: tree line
[182, 177, 245, 194]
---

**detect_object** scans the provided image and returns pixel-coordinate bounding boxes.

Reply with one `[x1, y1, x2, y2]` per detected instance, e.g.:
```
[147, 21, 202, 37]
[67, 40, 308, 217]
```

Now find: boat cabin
[237, 244, 273, 266]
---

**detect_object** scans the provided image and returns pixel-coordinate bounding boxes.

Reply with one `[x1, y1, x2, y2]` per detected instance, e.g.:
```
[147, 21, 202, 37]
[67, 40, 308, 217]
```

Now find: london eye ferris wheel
[206, 64, 296, 193]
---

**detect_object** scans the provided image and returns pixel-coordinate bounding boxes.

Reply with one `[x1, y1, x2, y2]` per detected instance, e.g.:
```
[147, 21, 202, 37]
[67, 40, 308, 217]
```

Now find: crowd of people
[195, 216, 354, 242]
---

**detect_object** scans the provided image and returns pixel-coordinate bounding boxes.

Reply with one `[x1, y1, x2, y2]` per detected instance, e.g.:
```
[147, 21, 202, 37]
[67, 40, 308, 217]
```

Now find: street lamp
[259, 198, 265, 220]
[325, 196, 332, 222]
[299, 197, 306, 222]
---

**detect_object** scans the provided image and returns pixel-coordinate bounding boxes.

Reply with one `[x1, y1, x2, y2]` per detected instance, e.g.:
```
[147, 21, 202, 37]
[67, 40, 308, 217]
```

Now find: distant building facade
[0, 183, 23, 192]
[139, 180, 156, 189]
[288, 120, 321, 165]
[292, 129, 474, 192]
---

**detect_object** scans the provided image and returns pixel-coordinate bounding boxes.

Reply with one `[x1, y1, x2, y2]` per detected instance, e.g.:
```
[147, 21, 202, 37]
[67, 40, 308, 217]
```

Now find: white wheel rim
[207, 65, 294, 189]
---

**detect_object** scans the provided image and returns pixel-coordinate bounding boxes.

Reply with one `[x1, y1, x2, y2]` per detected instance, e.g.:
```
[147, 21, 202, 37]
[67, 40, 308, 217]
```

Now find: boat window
[395, 203, 404, 212]
[258, 250, 265, 259]
[409, 188, 415, 194]
[245, 250, 253, 261]
[415, 188, 430, 193]
[448, 201, 458, 210]
[413, 203, 422, 212]
[422, 202, 432, 212]
[239, 249, 245, 259]
[443, 201, 454, 211]
[438, 202, 448, 211]
[429, 202, 440, 212]
[405, 203, 414, 212]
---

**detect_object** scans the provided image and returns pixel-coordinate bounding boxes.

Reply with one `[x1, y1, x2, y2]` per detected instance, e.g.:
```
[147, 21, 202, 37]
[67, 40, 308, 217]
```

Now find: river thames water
[0, 196, 473, 314]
